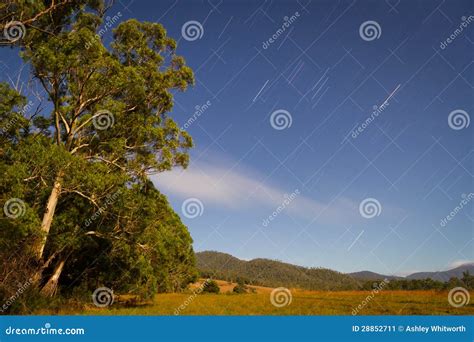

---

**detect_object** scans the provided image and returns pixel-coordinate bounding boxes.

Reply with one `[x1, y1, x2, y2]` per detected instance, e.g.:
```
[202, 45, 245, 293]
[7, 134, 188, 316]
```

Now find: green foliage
[202, 280, 220, 294]
[358, 275, 474, 291]
[197, 251, 361, 291]
[56, 181, 198, 298]
[1, 1, 103, 48]
[461, 271, 474, 289]
[198, 252, 474, 291]
[232, 280, 248, 294]
[0, 1, 197, 305]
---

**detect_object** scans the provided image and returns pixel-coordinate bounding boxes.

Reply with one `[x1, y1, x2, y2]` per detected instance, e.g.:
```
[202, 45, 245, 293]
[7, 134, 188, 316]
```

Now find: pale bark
[40, 259, 66, 297]
[34, 175, 62, 261]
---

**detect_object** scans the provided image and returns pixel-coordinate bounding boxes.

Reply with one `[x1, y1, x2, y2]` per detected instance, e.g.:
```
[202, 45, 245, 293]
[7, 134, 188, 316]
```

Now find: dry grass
[40, 280, 474, 315]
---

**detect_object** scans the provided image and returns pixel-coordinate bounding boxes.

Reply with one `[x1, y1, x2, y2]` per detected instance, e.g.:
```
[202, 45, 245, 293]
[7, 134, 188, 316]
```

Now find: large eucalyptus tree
[0, 1, 196, 300]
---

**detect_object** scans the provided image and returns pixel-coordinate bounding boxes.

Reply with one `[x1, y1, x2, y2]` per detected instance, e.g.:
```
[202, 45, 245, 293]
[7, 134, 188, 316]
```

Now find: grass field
[43, 280, 474, 315]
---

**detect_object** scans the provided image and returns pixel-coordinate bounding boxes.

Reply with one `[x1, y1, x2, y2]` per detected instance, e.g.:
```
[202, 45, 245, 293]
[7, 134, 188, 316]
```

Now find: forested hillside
[196, 251, 361, 290]
[197, 251, 474, 291]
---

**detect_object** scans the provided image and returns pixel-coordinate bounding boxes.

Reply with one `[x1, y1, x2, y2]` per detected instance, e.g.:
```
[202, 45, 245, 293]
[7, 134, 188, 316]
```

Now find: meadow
[42, 280, 474, 316]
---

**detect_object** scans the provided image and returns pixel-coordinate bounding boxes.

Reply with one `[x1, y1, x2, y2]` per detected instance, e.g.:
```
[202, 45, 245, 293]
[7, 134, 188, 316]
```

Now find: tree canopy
[0, 0, 197, 310]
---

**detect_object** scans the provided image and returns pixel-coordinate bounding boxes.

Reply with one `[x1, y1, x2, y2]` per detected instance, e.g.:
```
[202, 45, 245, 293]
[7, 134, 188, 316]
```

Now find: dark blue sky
[2, 0, 473, 275]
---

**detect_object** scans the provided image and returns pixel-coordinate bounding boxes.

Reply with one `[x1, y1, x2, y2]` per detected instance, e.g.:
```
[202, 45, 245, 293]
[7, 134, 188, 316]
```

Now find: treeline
[197, 252, 474, 291]
[360, 272, 474, 291]
[197, 251, 362, 290]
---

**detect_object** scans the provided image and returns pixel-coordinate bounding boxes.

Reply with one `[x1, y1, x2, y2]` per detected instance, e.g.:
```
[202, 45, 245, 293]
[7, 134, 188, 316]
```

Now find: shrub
[232, 283, 247, 294]
[202, 280, 220, 294]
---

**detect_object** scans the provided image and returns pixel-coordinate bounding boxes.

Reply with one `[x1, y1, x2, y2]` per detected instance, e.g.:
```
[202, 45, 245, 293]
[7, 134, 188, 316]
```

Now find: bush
[232, 283, 247, 294]
[202, 280, 220, 294]
[233, 278, 252, 294]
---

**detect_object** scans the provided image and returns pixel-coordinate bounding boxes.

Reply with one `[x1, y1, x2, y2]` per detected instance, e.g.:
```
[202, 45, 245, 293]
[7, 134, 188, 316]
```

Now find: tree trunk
[40, 258, 66, 297]
[34, 175, 62, 261]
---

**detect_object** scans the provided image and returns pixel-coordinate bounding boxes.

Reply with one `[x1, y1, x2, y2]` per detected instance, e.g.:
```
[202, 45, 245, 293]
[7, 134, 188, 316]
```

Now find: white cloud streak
[151, 160, 361, 225]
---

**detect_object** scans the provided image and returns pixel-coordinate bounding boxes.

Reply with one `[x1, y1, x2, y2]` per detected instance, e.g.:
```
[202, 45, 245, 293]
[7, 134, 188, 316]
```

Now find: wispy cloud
[394, 260, 474, 277]
[447, 260, 474, 269]
[151, 156, 363, 224]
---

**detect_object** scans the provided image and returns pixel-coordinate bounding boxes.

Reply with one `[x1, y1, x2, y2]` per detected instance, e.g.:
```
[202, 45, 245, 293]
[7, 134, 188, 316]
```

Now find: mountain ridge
[196, 251, 474, 284]
[196, 250, 361, 290]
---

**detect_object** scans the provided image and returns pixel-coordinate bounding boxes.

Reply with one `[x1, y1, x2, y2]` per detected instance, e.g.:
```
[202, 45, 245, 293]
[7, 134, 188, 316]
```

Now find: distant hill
[196, 251, 361, 290]
[196, 251, 474, 289]
[406, 264, 474, 282]
[349, 264, 474, 281]
[348, 271, 402, 281]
